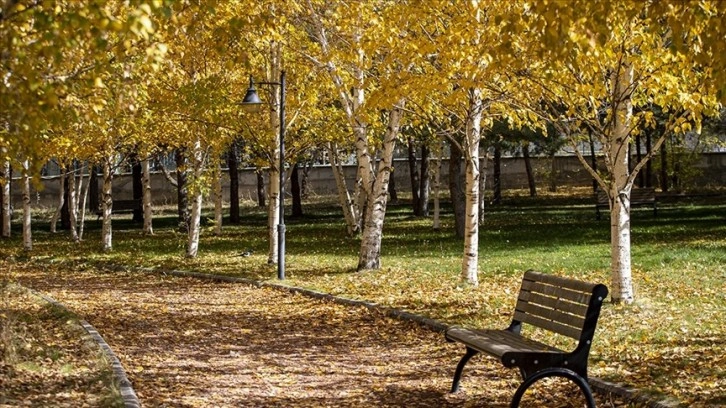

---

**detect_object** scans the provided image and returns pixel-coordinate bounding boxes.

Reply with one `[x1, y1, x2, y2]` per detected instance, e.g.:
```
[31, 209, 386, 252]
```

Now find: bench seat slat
[446, 327, 562, 358]
[514, 301, 585, 331]
[519, 291, 588, 317]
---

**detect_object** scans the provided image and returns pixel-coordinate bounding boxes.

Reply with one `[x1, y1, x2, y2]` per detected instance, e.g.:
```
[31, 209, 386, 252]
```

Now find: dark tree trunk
[589, 130, 598, 193]
[132, 158, 144, 223]
[89, 165, 99, 213]
[449, 142, 465, 239]
[256, 169, 266, 208]
[418, 143, 430, 216]
[388, 166, 398, 204]
[635, 135, 644, 188]
[660, 142, 669, 192]
[522, 142, 536, 197]
[227, 143, 240, 224]
[175, 149, 189, 230]
[645, 130, 653, 188]
[408, 136, 421, 215]
[291, 162, 303, 218]
[493, 143, 502, 204]
[61, 172, 70, 230]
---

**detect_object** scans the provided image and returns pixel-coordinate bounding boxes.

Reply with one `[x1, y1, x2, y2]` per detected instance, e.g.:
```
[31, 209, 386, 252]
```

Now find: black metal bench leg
[510, 368, 596, 408]
[451, 347, 478, 393]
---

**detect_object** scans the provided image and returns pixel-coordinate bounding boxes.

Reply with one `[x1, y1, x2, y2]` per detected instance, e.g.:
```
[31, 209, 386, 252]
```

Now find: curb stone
[27, 288, 141, 408]
[124, 265, 682, 408]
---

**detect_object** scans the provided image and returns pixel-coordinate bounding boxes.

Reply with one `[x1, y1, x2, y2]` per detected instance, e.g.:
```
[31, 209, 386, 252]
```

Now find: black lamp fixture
[241, 71, 286, 280]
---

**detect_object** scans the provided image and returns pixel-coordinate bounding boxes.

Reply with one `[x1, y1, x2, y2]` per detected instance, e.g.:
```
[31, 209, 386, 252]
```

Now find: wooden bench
[445, 270, 608, 408]
[95, 199, 142, 218]
[596, 187, 657, 220]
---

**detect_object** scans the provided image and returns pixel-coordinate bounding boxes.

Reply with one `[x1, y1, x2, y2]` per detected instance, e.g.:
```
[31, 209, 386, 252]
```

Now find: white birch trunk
[186, 138, 206, 258]
[357, 100, 405, 271]
[1, 160, 10, 238]
[327, 143, 360, 236]
[78, 163, 90, 241]
[50, 169, 65, 233]
[21, 160, 32, 251]
[266, 41, 282, 265]
[461, 89, 483, 286]
[609, 64, 635, 304]
[68, 163, 79, 242]
[142, 158, 153, 235]
[213, 160, 223, 236]
[101, 159, 113, 252]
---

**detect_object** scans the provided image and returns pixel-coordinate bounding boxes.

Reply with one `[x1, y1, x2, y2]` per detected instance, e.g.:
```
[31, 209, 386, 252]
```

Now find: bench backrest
[513, 270, 608, 343]
[597, 188, 655, 205]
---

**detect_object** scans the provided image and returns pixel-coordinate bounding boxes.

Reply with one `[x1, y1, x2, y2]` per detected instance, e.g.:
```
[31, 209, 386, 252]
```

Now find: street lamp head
[241, 75, 262, 112]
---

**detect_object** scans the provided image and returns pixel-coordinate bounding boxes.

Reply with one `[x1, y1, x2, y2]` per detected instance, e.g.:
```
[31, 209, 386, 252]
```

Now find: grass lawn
[1, 188, 725, 406]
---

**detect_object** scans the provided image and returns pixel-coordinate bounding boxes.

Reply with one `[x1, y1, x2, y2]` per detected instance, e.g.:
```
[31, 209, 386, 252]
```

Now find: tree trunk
[523, 142, 537, 197]
[227, 143, 240, 224]
[449, 141, 465, 239]
[479, 146, 488, 224]
[256, 169, 266, 208]
[492, 143, 502, 204]
[635, 135, 643, 188]
[68, 162, 79, 242]
[328, 143, 360, 236]
[213, 160, 223, 236]
[388, 165, 398, 204]
[78, 162, 91, 241]
[291, 162, 303, 218]
[186, 139, 206, 258]
[461, 89, 483, 286]
[2, 161, 11, 237]
[60, 172, 70, 230]
[175, 149, 189, 231]
[432, 141, 443, 230]
[132, 158, 143, 223]
[660, 141, 668, 192]
[89, 165, 99, 214]
[101, 159, 113, 252]
[408, 136, 421, 215]
[645, 130, 653, 188]
[267, 150, 281, 266]
[21, 160, 32, 251]
[357, 101, 405, 271]
[609, 63, 635, 304]
[589, 129, 598, 193]
[142, 158, 153, 235]
[418, 143, 430, 217]
[50, 168, 66, 233]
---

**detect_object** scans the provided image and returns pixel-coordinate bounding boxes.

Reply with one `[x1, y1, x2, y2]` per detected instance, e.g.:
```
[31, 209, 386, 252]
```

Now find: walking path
[19, 266, 630, 407]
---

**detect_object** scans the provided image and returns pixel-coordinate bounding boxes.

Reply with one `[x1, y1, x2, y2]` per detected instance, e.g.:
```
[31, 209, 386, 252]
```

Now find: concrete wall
[9, 153, 726, 208]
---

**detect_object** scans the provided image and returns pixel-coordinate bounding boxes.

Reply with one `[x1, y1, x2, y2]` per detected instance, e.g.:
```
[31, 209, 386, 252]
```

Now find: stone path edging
[127, 265, 682, 408]
[27, 288, 141, 408]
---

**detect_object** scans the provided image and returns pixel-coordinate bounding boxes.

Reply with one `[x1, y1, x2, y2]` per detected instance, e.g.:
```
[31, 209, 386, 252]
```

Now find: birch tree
[520, 2, 724, 303]
[299, 0, 412, 270]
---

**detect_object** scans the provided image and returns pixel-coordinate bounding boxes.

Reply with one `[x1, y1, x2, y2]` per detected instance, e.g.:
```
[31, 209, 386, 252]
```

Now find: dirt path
[17, 267, 618, 407]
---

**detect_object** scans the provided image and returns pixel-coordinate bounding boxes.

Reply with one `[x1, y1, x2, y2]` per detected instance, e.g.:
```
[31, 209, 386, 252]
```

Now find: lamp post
[241, 71, 286, 280]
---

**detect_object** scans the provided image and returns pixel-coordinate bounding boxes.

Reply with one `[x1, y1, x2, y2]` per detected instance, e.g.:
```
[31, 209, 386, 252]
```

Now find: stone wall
[9, 153, 726, 208]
